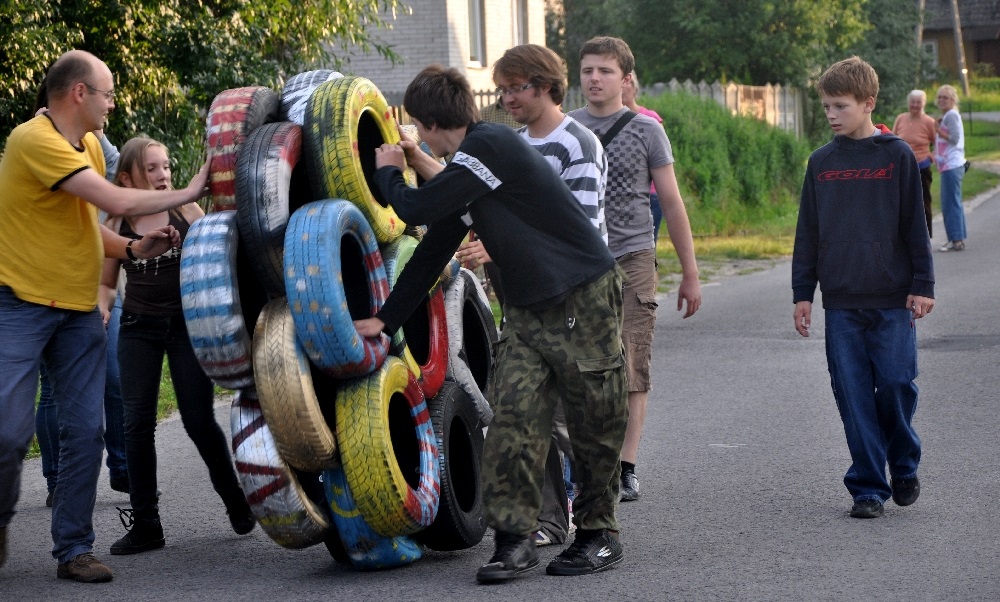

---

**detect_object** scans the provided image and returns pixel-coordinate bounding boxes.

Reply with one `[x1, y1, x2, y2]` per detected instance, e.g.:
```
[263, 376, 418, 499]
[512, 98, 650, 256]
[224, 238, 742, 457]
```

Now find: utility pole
[951, 0, 970, 96]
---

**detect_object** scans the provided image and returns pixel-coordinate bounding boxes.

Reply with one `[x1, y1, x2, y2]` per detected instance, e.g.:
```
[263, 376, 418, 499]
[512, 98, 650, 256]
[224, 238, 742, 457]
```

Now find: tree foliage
[1, 0, 405, 169]
[549, 0, 877, 87]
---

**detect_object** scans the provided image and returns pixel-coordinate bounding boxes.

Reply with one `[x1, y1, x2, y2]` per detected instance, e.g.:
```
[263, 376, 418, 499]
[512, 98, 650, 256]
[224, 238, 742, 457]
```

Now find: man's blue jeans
[0, 286, 106, 563]
[37, 296, 128, 493]
[939, 167, 967, 242]
[824, 308, 921, 503]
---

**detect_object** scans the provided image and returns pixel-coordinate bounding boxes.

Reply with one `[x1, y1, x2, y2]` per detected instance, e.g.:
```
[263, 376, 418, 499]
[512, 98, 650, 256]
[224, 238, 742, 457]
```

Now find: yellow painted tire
[303, 76, 409, 244]
[336, 356, 440, 537]
[252, 298, 339, 472]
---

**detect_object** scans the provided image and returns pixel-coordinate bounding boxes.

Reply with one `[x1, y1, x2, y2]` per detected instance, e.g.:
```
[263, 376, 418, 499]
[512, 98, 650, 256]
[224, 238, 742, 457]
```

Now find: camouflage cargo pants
[483, 266, 628, 535]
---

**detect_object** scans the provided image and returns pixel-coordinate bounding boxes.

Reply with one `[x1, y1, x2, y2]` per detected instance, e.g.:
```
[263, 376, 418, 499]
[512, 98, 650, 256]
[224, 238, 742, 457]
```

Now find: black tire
[207, 87, 280, 212]
[413, 380, 487, 551]
[235, 121, 314, 297]
[444, 268, 499, 426]
[279, 70, 344, 126]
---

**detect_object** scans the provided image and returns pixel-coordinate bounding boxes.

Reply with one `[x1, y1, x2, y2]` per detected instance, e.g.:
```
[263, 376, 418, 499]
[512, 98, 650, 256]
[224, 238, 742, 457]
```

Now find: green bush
[644, 92, 810, 236]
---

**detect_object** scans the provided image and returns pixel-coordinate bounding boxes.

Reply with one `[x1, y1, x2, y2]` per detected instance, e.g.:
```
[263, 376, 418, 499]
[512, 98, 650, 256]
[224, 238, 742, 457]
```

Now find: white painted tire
[230, 388, 332, 549]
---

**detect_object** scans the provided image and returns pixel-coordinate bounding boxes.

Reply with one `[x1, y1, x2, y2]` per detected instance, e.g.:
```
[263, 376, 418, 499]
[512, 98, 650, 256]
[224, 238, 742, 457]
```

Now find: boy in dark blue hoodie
[792, 56, 935, 519]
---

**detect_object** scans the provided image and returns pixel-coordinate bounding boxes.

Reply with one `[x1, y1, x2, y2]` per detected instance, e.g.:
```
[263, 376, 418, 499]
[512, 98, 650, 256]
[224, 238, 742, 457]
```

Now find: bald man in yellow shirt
[0, 49, 209, 583]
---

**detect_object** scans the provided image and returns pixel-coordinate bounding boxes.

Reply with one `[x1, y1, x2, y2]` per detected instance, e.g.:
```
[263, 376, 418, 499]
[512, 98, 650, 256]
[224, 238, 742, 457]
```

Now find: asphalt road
[4, 191, 1000, 601]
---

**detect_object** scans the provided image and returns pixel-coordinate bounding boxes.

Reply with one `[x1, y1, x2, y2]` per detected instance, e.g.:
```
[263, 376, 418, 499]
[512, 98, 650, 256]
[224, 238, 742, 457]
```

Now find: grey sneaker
[57, 552, 113, 583]
[620, 471, 639, 502]
[546, 529, 623, 576]
[476, 531, 539, 583]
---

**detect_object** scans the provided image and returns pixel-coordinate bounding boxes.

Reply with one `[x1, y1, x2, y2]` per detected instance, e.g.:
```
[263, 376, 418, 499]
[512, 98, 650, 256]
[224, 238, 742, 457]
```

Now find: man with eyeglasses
[0, 49, 209, 583]
[355, 64, 628, 581]
[458, 43, 609, 551]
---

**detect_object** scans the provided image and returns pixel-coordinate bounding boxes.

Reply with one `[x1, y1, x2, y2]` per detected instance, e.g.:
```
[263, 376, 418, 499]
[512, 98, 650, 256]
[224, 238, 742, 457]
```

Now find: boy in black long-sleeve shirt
[354, 65, 628, 581]
[792, 56, 934, 519]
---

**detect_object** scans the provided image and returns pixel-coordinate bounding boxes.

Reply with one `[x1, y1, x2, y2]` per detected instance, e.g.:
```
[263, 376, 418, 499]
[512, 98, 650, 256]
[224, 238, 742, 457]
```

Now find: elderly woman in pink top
[622, 72, 665, 242]
[892, 89, 937, 237]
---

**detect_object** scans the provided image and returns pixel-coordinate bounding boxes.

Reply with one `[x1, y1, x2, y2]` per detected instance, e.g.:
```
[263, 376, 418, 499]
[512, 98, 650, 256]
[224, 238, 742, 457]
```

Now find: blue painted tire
[444, 268, 498, 426]
[336, 356, 440, 536]
[284, 199, 389, 378]
[322, 464, 422, 570]
[230, 388, 333, 549]
[181, 211, 268, 389]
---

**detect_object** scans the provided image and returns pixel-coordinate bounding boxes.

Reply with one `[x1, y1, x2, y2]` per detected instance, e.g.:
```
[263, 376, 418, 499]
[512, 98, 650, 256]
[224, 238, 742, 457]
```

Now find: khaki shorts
[617, 249, 658, 392]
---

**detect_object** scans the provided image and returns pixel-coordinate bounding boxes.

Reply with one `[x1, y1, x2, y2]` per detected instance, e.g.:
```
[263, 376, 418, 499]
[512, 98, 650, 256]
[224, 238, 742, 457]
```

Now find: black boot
[224, 494, 256, 535]
[110, 507, 165, 555]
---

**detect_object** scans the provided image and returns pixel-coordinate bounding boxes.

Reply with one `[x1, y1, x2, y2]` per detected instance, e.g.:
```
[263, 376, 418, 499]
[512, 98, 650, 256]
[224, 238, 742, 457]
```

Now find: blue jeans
[650, 192, 662, 242]
[0, 286, 106, 563]
[118, 312, 243, 519]
[36, 297, 128, 493]
[824, 308, 921, 503]
[939, 167, 967, 242]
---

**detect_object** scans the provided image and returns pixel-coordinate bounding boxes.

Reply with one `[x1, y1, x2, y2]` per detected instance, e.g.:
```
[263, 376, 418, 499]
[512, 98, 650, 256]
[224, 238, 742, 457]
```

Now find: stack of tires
[180, 72, 499, 570]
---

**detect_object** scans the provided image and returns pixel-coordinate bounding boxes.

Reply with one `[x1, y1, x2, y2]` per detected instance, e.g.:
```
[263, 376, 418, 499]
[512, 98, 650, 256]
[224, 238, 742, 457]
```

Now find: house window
[469, 0, 486, 65]
[922, 40, 939, 67]
[513, 0, 529, 45]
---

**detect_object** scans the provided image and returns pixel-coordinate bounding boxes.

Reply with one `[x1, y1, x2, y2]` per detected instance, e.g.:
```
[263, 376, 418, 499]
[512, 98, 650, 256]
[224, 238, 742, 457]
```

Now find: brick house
[922, 0, 1000, 77]
[340, 0, 546, 98]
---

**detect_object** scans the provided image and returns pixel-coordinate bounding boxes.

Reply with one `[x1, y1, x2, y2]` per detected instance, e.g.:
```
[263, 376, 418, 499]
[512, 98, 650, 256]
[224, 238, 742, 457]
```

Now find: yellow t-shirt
[0, 115, 106, 311]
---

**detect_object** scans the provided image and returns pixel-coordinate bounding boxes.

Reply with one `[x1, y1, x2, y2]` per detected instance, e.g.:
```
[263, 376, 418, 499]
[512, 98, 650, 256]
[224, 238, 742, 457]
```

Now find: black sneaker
[850, 499, 884, 519]
[45, 490, 54, 508]
[476, 531, 539, 583]
[892, 476, 920, 506]
[620, 470, 639, 502]
[109, 475, 130, 494]
[546, 529, 623, 576]
[110, 507, 165, 555]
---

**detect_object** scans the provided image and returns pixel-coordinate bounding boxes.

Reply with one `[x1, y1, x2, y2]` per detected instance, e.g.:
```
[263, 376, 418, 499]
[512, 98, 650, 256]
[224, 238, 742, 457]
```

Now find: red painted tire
[381, 235, 449, 399]
[207, 86, 280, 212]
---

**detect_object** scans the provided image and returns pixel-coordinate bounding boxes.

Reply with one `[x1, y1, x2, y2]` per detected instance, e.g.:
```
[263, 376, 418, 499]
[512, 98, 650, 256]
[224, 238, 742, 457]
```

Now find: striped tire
[284, 199, 389, 378]
[252, 298, 339, 472]
[322, 465, 422, 570]
[230, 388, 334, 549]
[336, 356, 440, 537]
[413, 380, 486, 551]
[180, 211, 268, 389]
[279, 70, 344, 126]
[303, 76, 407, 243]
[444, 268, 498, 426]
[207, 87, 280, 212]
[235, 121, 314, 297]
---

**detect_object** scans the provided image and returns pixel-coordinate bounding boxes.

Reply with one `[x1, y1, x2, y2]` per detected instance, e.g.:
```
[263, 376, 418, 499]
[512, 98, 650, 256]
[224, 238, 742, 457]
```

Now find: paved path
[4, 191, 1000, 600]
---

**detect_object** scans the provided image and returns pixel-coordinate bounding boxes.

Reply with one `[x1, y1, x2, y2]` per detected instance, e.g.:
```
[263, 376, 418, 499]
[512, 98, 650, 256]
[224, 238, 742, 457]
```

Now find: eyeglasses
[83, 83, 116, 102]
[495, 83, 534, 96]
